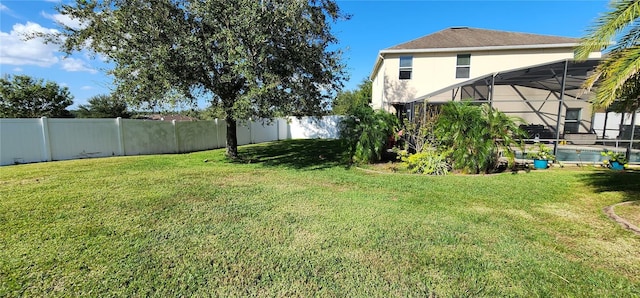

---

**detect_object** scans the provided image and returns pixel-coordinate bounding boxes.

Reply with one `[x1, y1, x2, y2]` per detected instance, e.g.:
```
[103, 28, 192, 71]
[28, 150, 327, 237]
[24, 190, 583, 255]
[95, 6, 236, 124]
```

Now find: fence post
[116, 117, 126, 156]
[249, 118, 254, 144]
[214, 119, 219, 148]
[172, 120, 179, 153]
[40, 117, 52, 162]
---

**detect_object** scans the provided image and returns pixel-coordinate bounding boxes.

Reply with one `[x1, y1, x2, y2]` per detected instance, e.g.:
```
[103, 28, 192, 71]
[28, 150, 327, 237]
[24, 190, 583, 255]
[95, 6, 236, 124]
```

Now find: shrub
[601, 150, 627, 164]
[401, 149, 450, 175]
[526, 143, 555, 160]
[399, 102, 440, 153]
[435, 102, 525, 174]
[339, 106, 398, 164]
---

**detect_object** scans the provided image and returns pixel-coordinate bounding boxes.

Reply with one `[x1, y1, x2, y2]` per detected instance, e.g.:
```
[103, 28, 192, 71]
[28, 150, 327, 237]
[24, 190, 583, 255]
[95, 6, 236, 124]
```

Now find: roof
[387, 27, 580, 50]
[370, 27, 583, 80]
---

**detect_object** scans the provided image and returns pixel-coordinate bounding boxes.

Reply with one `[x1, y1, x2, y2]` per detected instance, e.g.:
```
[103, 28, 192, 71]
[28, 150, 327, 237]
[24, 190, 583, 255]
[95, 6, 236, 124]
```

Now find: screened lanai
[391, 58, 640, 163]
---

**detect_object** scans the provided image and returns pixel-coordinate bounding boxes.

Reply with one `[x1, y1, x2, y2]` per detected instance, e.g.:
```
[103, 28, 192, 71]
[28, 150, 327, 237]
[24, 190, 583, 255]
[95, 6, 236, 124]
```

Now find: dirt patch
[603, 201, 640, 236]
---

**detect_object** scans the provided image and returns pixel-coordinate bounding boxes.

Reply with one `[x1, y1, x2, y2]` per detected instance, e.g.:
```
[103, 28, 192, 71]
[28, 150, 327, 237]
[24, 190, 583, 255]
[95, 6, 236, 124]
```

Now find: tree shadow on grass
[235, 139, 347, 170]
[579, 170, 640, 202]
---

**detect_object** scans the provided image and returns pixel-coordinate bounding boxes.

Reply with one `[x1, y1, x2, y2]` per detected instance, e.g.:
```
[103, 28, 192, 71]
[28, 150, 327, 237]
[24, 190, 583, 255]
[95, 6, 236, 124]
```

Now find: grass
[1, 139, 639, 297]
[616, 202, 640, 228]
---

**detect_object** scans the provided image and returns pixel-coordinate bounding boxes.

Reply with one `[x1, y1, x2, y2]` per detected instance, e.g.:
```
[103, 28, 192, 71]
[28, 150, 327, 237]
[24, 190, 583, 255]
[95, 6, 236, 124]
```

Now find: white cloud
[13, 67, 23, 72]
[0, 4, 8, 11]
[42, 12, 86, 30]
[0, 22, 60, 66]
[60, 57, 97, 74]
[80, 85, 93, 90]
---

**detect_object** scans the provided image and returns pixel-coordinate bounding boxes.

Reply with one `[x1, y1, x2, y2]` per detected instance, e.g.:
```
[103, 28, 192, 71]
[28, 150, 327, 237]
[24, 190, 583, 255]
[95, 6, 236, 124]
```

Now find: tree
[0, 75, 73, 118]
[332, 79, 371, 115]
[575, 0, 640, 109]
[76, 94, 131, 118]
[50, 0, 347, 159]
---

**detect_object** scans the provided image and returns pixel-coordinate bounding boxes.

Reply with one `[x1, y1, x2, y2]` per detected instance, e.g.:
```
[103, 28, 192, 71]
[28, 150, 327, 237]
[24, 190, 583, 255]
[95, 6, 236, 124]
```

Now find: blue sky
[1, 0, 609, 108]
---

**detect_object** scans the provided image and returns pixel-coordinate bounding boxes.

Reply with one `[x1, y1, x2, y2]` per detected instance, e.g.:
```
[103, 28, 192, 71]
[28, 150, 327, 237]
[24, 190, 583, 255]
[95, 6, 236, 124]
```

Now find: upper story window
[456, 54, 471, 78]
[399, 56, 413, 80]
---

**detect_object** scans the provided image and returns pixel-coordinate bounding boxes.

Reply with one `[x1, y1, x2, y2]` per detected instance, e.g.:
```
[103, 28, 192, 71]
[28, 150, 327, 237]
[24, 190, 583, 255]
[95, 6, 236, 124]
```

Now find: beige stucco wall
[371, 47, 601, 112]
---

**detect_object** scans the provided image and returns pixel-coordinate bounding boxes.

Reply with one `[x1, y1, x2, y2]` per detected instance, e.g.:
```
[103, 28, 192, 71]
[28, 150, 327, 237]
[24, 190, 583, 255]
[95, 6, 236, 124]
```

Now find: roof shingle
[387, 27, 580, 50]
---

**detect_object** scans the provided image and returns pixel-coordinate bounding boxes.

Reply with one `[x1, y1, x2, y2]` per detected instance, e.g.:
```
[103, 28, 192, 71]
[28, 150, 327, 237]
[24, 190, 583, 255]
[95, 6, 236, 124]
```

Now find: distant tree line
[1, 74, 359, 119]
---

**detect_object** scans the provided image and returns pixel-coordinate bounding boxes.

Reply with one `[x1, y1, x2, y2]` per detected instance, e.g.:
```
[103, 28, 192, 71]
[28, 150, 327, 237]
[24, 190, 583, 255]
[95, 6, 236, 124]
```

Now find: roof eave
[369, 53, 384, 81]
[380, 43, 580, 54]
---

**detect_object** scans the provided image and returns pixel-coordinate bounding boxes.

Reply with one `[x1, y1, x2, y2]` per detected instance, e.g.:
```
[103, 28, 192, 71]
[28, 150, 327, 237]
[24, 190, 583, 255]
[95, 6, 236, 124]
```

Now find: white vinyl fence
[0, 116, 341, 166]
[592, 111, 640, 140]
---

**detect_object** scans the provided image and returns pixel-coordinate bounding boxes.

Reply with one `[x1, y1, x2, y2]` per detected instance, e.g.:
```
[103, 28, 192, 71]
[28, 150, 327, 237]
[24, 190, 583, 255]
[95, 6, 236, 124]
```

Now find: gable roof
[387, 27, 580, 50]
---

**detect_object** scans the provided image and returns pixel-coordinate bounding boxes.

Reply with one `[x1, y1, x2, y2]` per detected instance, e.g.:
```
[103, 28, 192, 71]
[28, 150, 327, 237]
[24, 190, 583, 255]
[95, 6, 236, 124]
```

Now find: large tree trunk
[225, 115, 239, 159]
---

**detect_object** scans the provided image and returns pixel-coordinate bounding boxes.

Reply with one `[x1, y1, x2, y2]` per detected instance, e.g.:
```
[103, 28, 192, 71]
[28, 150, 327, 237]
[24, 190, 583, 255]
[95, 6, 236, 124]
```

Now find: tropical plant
[575, 0, 640, 109]
[601, 150, 627, 165]
[339, 106, 398, 164]
[0, 75, 73, 118]
[526, 143, 555, 161]
[482, 104, 526, 168]
[435, 102, 525, 174]
[48, 0, 348, 159]
[76, 94, 131, 118]
[400, 149, 450, 175]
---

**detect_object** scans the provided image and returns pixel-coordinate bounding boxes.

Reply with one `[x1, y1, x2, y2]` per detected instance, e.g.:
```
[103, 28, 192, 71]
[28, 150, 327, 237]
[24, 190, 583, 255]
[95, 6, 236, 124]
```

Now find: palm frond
[576, 0, 640, 60]
[610, 20, 640, 52]
[590, 46, 640, 108]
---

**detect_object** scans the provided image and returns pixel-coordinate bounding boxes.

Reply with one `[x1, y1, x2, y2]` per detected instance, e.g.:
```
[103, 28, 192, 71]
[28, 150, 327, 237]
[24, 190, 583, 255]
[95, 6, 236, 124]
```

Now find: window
[564, 108, 581, 133]
[399, 56, 412, 80]
[456, 54, 470, 78]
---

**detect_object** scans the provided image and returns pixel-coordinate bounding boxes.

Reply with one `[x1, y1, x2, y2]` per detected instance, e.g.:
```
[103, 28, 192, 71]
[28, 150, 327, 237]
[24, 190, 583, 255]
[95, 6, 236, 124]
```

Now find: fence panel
[122, 119, 177, 155]
[251, 119, 279, 143]
[176, 121, 217, 153]
[1, 116, 343, 166]
[215, 119, 227, 149]
[236, 121, 251, 145]
[0, 118, 46, 165]
[289, 116, 340, 139]
[48, 118, 120, 161]
[277, 118, 290, 140]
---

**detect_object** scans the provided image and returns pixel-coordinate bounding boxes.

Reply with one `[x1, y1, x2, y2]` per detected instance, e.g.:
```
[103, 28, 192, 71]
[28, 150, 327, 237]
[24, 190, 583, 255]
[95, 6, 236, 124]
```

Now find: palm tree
[575, 0, 640, 109]
[482, 104, 526, 171]
[435, 102, 524, 174]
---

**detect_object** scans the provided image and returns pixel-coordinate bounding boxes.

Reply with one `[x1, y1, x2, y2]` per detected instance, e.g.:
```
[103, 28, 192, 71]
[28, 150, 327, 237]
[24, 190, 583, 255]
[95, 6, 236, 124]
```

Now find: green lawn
[1, 139, 639, 297]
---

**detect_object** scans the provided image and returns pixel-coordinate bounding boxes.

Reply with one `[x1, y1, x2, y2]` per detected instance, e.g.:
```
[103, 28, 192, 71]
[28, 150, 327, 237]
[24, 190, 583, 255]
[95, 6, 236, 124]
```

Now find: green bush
[401, 149, 450, 175]
[435, 102, 525, 174]
[338, 106, 398, 164]
[526, 143, 555, 160]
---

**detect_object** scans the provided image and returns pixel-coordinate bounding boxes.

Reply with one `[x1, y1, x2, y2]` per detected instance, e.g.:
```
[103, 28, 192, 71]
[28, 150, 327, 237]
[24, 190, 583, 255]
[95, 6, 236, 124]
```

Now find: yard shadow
[235, 139, 347, 170]
[580, 170, 640, 203]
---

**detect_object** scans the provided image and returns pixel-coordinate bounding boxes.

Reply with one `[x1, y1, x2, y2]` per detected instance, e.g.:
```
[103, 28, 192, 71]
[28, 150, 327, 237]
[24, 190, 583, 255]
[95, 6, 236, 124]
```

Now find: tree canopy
[576, 0, 640, 109]
[0, 75, 73, 118]
[75, 94, 131, 118]
[332, 79, 371, 115]
[51, 0, 348, 158]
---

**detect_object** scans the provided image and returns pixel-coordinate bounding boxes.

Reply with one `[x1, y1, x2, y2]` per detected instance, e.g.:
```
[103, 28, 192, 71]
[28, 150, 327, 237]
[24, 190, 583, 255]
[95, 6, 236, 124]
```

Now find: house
[370, 27, 602, 139]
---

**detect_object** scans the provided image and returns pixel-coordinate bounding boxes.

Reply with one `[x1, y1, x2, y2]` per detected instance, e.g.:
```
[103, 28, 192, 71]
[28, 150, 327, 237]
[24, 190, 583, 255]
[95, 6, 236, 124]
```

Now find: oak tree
[0, 75, 73, 118]
[51, 0, 348, 158]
